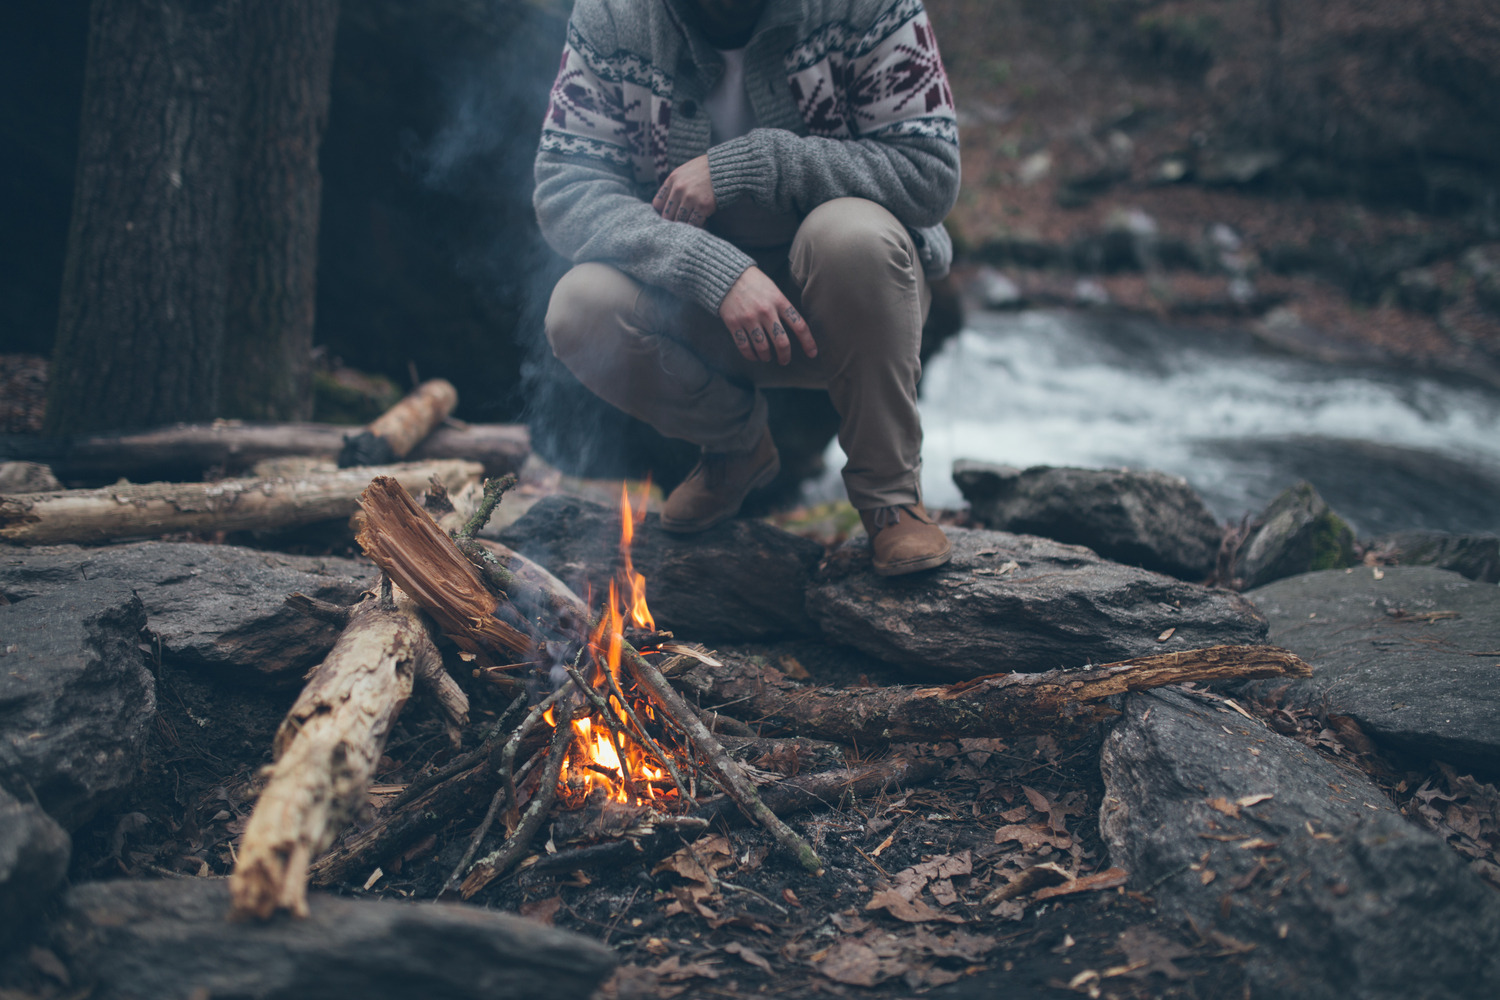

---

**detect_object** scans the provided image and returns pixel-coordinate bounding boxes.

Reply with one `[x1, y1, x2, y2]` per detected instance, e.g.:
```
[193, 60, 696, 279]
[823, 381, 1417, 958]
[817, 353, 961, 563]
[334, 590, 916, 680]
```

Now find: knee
[544, 263, 641, 365]
[795, 198, 915, 276]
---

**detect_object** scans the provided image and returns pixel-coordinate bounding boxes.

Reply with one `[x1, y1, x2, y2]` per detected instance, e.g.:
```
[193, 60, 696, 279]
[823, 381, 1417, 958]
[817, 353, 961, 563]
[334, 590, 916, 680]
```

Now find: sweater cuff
[679, 233, 756, 314]
[708, 134, 773, 209]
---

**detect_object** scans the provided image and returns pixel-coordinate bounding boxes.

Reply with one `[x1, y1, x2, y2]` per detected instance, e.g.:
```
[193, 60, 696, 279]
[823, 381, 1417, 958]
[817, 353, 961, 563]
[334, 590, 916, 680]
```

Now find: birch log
[0, 460, 482, 545]
[229, 593, 439, 920]
[673, 645, 1312, 745]
[339, 379, 459, 467]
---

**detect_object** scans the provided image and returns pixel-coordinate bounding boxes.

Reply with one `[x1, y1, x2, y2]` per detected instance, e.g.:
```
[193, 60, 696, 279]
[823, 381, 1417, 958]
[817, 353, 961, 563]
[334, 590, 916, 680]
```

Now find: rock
[1100, 687, 1500, 1000]
[973, 267, 1022, 309]
[1244, 567, 1500, 777]
[499, 495, 824, 641]
[0, 581, 156, 828]
[953, 462, 1222, 581]
[0, 542, 368, 685]
[1369, 531, 1499, 584]
[0, 461, 61, 493]
[0, 787, 69, 952]
[808, 527, 1267, 679]
[1236, 482, 1355, 589]
[51, 879, 616, 1000]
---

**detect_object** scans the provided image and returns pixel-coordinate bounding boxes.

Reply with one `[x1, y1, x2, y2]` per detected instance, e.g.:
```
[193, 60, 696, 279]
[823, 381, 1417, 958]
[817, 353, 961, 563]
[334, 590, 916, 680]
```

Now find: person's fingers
[782, 304, 817, 358]
[747, 326, 772, 363]
[651, 186, 667, 212]
[769, 321, 792, 365]
[731, 327, 755, 362]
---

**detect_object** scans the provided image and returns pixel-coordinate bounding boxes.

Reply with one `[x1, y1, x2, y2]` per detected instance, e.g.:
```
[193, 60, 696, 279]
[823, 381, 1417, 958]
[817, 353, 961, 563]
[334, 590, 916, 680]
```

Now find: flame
[620, 483, 654, 632]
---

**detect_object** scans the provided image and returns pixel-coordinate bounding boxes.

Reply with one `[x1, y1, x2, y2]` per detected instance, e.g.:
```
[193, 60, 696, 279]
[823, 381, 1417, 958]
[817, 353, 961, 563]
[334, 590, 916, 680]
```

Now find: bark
[0, 460, 481, 545]
[338, 379, 460, 467]
[674, 645, 1313, 746]
[16, 421, 530, 482]
[219, 0, 340, 421]
[229, 594, 436, 919]
[356, 475, 536, 661]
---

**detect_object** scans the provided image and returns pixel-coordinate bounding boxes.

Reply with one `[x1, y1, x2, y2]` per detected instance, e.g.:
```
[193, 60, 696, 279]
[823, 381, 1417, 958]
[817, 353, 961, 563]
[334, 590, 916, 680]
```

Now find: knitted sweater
[533, 0, 960, 315]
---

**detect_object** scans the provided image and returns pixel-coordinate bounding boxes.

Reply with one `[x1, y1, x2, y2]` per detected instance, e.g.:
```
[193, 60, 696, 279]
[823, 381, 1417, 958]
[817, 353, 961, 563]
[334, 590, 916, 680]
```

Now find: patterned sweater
[534, 0, 960, 315]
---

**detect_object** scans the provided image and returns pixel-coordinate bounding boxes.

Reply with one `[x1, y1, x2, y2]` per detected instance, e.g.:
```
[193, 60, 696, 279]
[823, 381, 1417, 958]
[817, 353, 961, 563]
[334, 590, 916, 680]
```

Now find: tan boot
[859, 503, 952, 576]
[660, 430, 780, 533]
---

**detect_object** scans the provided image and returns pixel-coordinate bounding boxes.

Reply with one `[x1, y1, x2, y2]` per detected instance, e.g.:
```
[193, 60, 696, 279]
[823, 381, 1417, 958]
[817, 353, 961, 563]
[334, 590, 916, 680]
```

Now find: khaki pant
[544, 197, 931, 510]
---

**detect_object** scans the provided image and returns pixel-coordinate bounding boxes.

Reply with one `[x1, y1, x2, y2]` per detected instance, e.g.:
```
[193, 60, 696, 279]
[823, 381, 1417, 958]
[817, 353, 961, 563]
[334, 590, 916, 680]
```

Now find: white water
[814, 309, 1500, 536]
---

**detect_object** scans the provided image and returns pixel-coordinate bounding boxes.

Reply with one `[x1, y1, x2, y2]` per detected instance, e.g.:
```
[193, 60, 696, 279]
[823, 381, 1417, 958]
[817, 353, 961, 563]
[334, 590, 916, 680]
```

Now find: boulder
[953, 461, 1222, 580]
[1244, 566, 1500, 777]
[1236, 482, 1355, 588]
[0, 542, 368, 685]
[0, 787, 69, 952]
[1369, 531, 1499, 584]
[0, 580, 156, 828]
[499, 495, 824, 641]
[808, 527, 1267, 679]
[51, 879, 616, 1000]
[1101, 687, 1500, 1000]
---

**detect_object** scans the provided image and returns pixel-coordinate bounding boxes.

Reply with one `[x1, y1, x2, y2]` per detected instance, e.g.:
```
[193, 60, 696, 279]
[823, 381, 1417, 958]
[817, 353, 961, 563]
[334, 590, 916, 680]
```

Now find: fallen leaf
[723, 941, 773, 973]
[651, 955, 722, 982]
[776, 653, 811, 681]
[1157, 628, 1176, 642]
[993, 824, 1071, 851]
[1117, 925, 1193, 980]
[1236, 793, 1273, 808]
[930, 878, 960, 907]
[659, 643, 723, 667]
[519, 895, 562, 925]
[782, 888, 802, 908]
[983, 862, 1071, 903]
[1207, 797, 1241, 819]
[815, 941, 886, 987]
[1236, 838, 1278, 851]
[654, 834, 734, 884]
[1199, 869, 1217, 885]
[1033, 867, 1129, 901]
[866, 889, 965, 924]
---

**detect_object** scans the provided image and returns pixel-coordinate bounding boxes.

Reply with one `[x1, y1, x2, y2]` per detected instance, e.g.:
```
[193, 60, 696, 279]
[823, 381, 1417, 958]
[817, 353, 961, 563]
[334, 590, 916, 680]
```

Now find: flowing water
[815, 309, 1500, 537]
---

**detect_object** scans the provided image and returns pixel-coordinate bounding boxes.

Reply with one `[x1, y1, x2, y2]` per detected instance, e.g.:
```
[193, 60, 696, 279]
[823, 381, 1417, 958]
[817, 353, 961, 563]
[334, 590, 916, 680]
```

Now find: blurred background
[3, 0, 1498, 533]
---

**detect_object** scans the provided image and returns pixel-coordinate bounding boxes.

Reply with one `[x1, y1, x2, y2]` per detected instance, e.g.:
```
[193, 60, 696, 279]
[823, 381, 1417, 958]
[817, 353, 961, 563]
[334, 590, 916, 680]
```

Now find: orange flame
[620, 483, 654, 632]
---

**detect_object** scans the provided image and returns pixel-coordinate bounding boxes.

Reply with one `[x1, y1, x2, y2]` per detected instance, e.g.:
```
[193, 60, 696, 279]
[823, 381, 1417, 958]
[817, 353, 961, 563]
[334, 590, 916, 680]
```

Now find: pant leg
[788, 198, 931, 510]
[544, 262, 768, 453]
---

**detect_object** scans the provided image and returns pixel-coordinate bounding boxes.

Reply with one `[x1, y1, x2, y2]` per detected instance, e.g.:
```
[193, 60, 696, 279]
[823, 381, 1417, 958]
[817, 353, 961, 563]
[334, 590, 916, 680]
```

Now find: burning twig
[600, 653, 691, 802]
[562, 660, 641, 804]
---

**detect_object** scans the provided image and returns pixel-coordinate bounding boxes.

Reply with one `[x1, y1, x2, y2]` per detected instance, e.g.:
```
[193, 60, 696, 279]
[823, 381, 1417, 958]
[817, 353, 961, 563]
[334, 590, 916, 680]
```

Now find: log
[355, 476, 536, 661]
[339, 379, 459, 468]
[673, 645, 1313, 746]
[2, 421, 529, 481]
[0, 460, 482, 545]
[229, 592, 439, 919]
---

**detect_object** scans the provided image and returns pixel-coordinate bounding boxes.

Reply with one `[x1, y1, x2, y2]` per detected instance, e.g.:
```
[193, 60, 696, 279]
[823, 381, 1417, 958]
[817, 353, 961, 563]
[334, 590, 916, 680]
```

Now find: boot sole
[872, 542, 954, 577]
[659, 456, 781, 534]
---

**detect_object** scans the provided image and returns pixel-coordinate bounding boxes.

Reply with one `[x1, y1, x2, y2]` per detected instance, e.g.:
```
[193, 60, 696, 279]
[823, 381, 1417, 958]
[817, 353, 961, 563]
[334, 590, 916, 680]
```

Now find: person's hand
[652, 155, 716, 226]
[719, 267, 817, 366]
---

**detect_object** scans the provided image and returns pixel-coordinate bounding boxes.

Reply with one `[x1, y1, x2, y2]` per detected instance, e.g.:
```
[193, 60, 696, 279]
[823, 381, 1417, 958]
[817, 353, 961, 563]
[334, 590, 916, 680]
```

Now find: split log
[339, 379, 459, 468]
[356, 476, 536, 661]
[674, 645, 1313, 746]
[229, 591, 440, 919]
[3, 421, 529, 481]
[0, 460, 482, 546]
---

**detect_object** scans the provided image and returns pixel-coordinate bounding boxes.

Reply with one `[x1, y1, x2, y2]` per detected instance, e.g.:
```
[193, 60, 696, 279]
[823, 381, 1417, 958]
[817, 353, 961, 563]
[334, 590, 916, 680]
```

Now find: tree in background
[45, 0, 339, 437]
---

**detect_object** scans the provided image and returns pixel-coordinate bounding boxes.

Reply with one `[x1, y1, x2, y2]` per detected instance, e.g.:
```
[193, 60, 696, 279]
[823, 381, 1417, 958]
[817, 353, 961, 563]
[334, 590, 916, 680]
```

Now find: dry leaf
[983, 862, 1071, 903]
[1117, 925, 1193, 980]
[652, 955, 722, 982]
[658, 643, 722, 667]
[994, 824, 1071, 851]
[815, 941, 885, 987]
[723, 941, 773, 973]
[1236, 838, 1277, 851]
[1157, 628, 1176, 642]
[654, 834, 734, 884]
[866, 889, 965, 924]
[1236, 793, 1273, 808]
[782, 888, 802, 908]
[776, 653, 811, 680]
[1207, 797, 1241, 819]
[1033, 867, 1129, 901]
[519, 895, 562, 925]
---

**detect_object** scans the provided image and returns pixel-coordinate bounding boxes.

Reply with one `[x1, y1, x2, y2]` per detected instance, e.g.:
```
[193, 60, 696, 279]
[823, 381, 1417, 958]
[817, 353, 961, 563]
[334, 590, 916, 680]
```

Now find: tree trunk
[47, 0, 340, 437]
[220, 0, 339, 421]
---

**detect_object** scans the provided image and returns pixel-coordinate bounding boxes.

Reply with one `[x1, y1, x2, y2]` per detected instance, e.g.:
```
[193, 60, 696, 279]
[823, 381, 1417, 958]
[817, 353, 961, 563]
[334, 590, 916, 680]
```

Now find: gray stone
[51, 879, 616, 1000]
[808, 527, 1267, 679]
[1245, 566, 1500, 776]
[499, 495, 824, 641]
[0, 786, 69, 951]
[1370, 530, 1499, 584]
[0, 542, 368, 684]
[953, 461, 1222, 580]
[1236, 482, 1355, 588]
[0, 581, 155, 828]
[1100, 687, 1500, 1000]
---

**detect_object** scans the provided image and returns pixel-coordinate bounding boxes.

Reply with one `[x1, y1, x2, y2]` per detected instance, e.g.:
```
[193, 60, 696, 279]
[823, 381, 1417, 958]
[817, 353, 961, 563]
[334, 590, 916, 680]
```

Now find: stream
[816, 309, 1500, 537]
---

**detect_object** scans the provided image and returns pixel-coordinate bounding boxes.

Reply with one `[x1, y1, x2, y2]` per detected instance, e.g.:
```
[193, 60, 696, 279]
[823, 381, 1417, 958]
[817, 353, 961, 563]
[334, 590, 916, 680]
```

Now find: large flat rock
[953, 461, 1223, 580]
[499, 495, 824, 641]
[52, 879, 616, 1000]
[1101, 688, 1500, 1000]
[1245, 566, 1500, 776]
[0, 542, 368, 684]
[0, 580, 156, 828]
[0, 786, 69, 951]
[808, 527, 1267, 678]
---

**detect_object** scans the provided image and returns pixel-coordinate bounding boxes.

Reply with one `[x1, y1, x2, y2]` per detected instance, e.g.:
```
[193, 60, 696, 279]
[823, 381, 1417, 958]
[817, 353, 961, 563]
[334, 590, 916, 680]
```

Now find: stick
[601, 654, 691, 801]
[562, 661, 640, 804]
[620, 643, 823, 874]
[229, 591, 436, 919]
[339, 378, 459, 467]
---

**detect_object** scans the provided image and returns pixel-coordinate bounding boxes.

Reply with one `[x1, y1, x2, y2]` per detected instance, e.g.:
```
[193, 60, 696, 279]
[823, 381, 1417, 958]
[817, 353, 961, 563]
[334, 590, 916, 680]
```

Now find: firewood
[229, 587, 438, 919]
[673, 645, 1313, 746]
[0, 460, 482, 545]
[339, 379, 459, 467]
[356, 476, 536, 661]
[8, 420, 529, 481]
